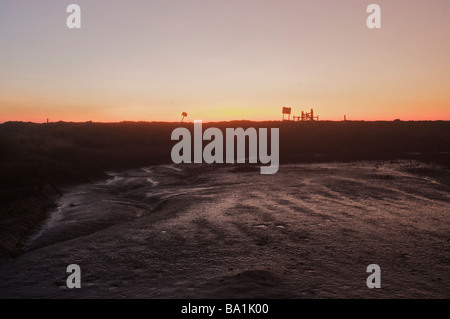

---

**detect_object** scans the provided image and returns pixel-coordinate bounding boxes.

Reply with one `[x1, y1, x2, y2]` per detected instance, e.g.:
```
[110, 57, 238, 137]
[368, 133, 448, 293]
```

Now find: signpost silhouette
[282, 107, 291, 121]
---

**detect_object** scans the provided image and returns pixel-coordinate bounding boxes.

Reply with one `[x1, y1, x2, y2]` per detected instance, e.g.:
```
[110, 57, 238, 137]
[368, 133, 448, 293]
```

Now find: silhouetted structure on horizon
[291, 108, 319, 121]
[282, 107, 291, 121]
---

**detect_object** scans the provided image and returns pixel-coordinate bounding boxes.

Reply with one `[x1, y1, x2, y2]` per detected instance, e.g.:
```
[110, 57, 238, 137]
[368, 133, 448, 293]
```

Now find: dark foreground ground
[1, 120, 449, 263]
[0, 162, 449, 298]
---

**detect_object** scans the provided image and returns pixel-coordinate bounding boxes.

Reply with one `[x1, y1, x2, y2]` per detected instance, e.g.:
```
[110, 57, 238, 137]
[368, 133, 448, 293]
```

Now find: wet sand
[0, 162, 449, 298]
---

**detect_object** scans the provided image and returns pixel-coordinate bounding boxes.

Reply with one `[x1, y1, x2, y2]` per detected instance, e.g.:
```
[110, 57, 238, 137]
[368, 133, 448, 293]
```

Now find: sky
[1, 0, 450, 123]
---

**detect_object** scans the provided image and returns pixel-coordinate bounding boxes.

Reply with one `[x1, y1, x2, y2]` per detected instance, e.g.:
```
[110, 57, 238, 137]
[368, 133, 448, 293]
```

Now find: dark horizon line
[2, 119, 450, 125]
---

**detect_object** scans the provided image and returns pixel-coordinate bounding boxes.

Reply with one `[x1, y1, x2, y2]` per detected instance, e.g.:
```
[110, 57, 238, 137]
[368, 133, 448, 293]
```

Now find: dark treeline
[1, 120, 450, 259]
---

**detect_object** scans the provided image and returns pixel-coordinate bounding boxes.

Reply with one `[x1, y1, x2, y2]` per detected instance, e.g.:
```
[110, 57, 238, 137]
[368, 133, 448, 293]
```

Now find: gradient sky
[1, 0, 450, 122]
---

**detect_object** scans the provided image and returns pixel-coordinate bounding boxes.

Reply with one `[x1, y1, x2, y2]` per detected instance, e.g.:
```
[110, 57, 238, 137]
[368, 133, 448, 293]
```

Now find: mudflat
[1, 162, 448, 298]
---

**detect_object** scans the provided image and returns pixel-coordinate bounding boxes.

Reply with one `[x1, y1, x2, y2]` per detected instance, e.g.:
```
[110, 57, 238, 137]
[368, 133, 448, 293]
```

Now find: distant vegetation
[1, 120, 450, 260]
